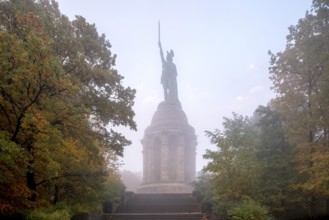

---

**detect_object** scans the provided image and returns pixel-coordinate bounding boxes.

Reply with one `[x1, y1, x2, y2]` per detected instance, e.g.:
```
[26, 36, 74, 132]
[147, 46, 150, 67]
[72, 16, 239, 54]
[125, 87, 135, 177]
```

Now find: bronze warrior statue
[158, 27, 178, 102]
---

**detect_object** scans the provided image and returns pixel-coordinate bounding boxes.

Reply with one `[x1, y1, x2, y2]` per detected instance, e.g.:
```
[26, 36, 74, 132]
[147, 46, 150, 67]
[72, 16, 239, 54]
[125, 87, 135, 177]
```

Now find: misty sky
[57, 0, 312, 173]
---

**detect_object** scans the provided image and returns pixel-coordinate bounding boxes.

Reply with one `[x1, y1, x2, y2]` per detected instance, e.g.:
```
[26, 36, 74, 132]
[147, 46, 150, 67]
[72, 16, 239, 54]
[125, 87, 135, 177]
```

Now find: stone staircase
[83, 213, 204, 220]
[116, 193, 198, 213]
[73, 193, 224, 220]
[112, 193, 205, 220]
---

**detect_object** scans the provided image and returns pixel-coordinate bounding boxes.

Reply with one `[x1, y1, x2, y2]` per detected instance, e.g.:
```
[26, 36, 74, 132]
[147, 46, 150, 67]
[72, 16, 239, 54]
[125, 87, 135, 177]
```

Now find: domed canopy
[145, 101, 195, 135]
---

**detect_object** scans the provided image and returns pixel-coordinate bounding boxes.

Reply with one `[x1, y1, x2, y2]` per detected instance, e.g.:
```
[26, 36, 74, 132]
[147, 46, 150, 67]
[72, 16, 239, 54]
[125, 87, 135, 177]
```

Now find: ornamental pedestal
[138, 101, 197, 193]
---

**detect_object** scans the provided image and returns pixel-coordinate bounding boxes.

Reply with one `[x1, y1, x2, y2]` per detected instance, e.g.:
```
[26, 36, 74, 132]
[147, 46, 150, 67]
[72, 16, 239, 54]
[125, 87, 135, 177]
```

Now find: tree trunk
[53, 184, 59, 205]
[326, 199, 329, 217]
[26, 164, 37, 201]
[26, 144, 37, 201]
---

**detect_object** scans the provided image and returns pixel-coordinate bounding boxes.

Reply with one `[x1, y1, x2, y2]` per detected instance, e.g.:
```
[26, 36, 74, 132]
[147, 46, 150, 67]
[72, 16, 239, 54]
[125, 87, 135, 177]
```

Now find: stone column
[142, 139, 149, 183]
[184, 138, 197, 182]
[191, 138, 197, 180]
[160, 135, 169, 181]
[184, 145, 193, 182]
[177, 136, 185, 181]
[148, 145, 155, 183]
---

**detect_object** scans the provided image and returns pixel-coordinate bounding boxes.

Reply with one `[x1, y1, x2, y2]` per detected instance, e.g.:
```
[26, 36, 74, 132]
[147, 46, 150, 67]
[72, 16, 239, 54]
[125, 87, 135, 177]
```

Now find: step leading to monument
[115, 193, 200, 214]
[82, 213, 205, 220]
[138, 182, 193, 194]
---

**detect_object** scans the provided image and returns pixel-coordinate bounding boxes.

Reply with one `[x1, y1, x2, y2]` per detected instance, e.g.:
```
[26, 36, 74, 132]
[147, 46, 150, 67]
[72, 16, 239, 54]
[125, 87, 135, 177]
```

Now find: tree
[0, 0, 135, 216]
[0, 131, 29, 214]
[203, 113, 258, 212]
[269, 0, 329, 216]
[253, 105, 298, 219]
[228, 200, 270, 220]
[193, 172, 212, 203]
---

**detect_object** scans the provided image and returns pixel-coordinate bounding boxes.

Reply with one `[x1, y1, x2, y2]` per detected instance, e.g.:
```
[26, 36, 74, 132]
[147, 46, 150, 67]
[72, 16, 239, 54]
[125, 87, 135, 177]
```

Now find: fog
[57, 0, 311, 173]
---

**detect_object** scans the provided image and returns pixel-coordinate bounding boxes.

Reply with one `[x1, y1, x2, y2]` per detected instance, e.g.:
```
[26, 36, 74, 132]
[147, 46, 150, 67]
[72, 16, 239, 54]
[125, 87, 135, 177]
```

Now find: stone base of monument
[137, 182, 193, 194]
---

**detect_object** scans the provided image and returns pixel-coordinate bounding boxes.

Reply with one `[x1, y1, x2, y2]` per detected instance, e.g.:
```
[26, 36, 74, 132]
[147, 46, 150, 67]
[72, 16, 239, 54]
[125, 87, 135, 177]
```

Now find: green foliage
[268, 0, 329, 216]
[0, 131, 29, 214]
[0, 131, 27, 181]
[101, 175, 126, 203]
[26, 203, 72, 220]
[228, 200, 270, 220]
[193, 172, 212, 203]
[204, 113, 258, 212]
[203, 107, 307, 219]
[203, 0, 329, 219]
[253, 106, 298, 218]
[0, 0, 134, 216]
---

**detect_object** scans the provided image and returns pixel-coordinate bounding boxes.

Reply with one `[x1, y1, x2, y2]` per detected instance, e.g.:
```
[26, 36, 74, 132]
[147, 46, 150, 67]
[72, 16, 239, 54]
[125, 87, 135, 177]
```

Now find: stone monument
[137, 23, 197, 193]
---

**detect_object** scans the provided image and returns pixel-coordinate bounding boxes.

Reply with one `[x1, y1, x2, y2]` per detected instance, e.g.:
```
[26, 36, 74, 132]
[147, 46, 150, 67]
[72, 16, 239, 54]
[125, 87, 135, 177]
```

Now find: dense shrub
[25, 204, 72, 220]
[228, 200, 271, 220]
